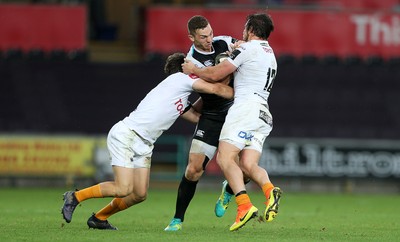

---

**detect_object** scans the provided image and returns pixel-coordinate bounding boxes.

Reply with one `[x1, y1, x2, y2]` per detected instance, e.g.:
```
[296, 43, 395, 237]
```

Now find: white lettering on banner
[367, 152, 394, 178]
[322, 147, 345, 177]
[260, 142, 400, 178]
[347, 153, 369, 177]
[351, 14, 400, 46]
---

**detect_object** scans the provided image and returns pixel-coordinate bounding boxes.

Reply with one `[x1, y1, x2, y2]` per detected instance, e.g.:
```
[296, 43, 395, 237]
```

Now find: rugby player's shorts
[107, 121, 153, 168]
[190, 114, 225, 160]
[219, 101, 273, 153]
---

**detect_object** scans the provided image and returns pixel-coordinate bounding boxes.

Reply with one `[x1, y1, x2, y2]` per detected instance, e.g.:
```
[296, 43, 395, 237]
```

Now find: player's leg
[87, 167, 150, 230]
[216, 102, 266, 231]
[62, 121, 152, 224]
[214, 152, 245, 218]
[164, 153, 206, 231]
[254, 105, 282, 222]
[165, 138, 215, 231]
[239, 148, 281, 222]
[61, 166, 135, 223]
[164, 155, 203, 231]
[215, 175, 251, 217]
[216, 141, 258, 231]
[239, 106, 282, 223]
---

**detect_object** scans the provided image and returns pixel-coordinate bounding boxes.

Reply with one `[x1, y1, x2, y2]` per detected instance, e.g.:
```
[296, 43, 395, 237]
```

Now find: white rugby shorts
[107, 121, 153, 168]
[219, 101, 273, 153]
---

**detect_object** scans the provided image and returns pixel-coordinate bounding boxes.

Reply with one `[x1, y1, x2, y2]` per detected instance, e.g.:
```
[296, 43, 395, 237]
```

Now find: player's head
[187, 15, 213, 52]
[243, 13, 274, 41]
[164, 52, 185, 75]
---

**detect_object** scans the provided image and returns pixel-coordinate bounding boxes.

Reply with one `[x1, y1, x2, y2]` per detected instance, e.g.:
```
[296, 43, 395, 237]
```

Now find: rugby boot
[87, 213, 118, 230]
[264, 187, 282, 222]
[164, 218, 182, 231]
[61, 191, 79, 223]
[215, 180, 233, 217]
[229, 204, 258, 231]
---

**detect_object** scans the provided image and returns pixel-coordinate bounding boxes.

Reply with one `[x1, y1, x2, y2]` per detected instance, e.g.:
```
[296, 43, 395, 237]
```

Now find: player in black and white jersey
[60, 53, 233, 230]
[164, 15, 240, 232]
[182, 13, 282, 231]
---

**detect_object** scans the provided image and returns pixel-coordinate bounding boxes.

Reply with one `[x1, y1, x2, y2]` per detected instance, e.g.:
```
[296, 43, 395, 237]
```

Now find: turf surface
[0, 187, 398, 242]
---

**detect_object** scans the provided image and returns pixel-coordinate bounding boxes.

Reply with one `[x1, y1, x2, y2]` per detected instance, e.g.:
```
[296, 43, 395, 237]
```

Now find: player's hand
[182, 58, 195, 74]
[230, 40, 245, 50]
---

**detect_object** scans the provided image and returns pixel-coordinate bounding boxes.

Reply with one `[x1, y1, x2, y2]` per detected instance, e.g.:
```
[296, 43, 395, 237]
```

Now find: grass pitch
[0, 186, 399, 242]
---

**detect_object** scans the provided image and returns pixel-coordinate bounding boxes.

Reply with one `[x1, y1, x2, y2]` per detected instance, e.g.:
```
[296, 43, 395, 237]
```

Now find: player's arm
[192, 78, 234, 99]
[182, 59, 236, 83]
[180, 104, 201, 124]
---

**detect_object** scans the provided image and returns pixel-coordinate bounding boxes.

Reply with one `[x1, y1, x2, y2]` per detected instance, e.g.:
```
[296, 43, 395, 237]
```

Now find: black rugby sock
[173, 175, 198, 222]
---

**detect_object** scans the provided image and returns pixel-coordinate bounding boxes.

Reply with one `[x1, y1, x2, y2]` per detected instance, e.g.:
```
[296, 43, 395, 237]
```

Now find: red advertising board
[145, 7, 400, 59]
[0, 4, 86, 51]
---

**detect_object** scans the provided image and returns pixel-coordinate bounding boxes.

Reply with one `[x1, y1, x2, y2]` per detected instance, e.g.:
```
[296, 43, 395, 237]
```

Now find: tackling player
[61, 52, 234, 230]
[182, 13, 282, 231]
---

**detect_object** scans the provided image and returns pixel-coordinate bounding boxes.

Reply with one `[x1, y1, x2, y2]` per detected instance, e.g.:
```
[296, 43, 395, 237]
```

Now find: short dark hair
[187, 15, 209, 36]
[245, 13, 274, 40]
[164, 52, 185, 75]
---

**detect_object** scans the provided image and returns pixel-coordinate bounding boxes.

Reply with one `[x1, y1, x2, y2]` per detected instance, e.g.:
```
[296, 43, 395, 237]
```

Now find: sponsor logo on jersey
[204, 60, 214, 67]
[196, 130, 205, 138]
[259, 110, 273, 126]
[262, 45, 273, 53]
[253, 136, 263, 147]
[175, 98, 185, 114]
[230, 49, 241, 60]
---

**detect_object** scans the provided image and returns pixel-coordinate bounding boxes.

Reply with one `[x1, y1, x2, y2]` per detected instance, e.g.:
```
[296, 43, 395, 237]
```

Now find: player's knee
[185, 165, 203, 180]
[122, 189, 147, 206]
[186, 155, 206, 179]
[134, 190, 148, 202]
[116, 187, 132, 197]
[239, 162, 252, 177]
[115, 185, 133, 197]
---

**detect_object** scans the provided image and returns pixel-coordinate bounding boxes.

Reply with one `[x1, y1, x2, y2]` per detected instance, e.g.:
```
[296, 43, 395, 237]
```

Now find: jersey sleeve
[227, 43, 250, 68]
[176, 72, 198, 91]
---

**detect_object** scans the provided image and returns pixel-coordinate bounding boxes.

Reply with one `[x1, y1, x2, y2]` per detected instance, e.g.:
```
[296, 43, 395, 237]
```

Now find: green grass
[0, 187, 399, 242]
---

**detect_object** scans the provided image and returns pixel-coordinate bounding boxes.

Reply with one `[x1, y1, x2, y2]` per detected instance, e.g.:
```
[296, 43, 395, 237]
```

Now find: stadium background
[0, 0, 399, 194]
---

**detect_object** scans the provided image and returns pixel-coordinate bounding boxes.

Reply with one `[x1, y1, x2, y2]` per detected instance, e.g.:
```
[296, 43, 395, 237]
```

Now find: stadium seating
[1, 57, 399, 139]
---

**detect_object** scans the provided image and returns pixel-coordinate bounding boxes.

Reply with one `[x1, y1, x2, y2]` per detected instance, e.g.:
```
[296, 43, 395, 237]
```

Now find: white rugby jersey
[122, 72, 197, 144]
[227, 40, 277, 104]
